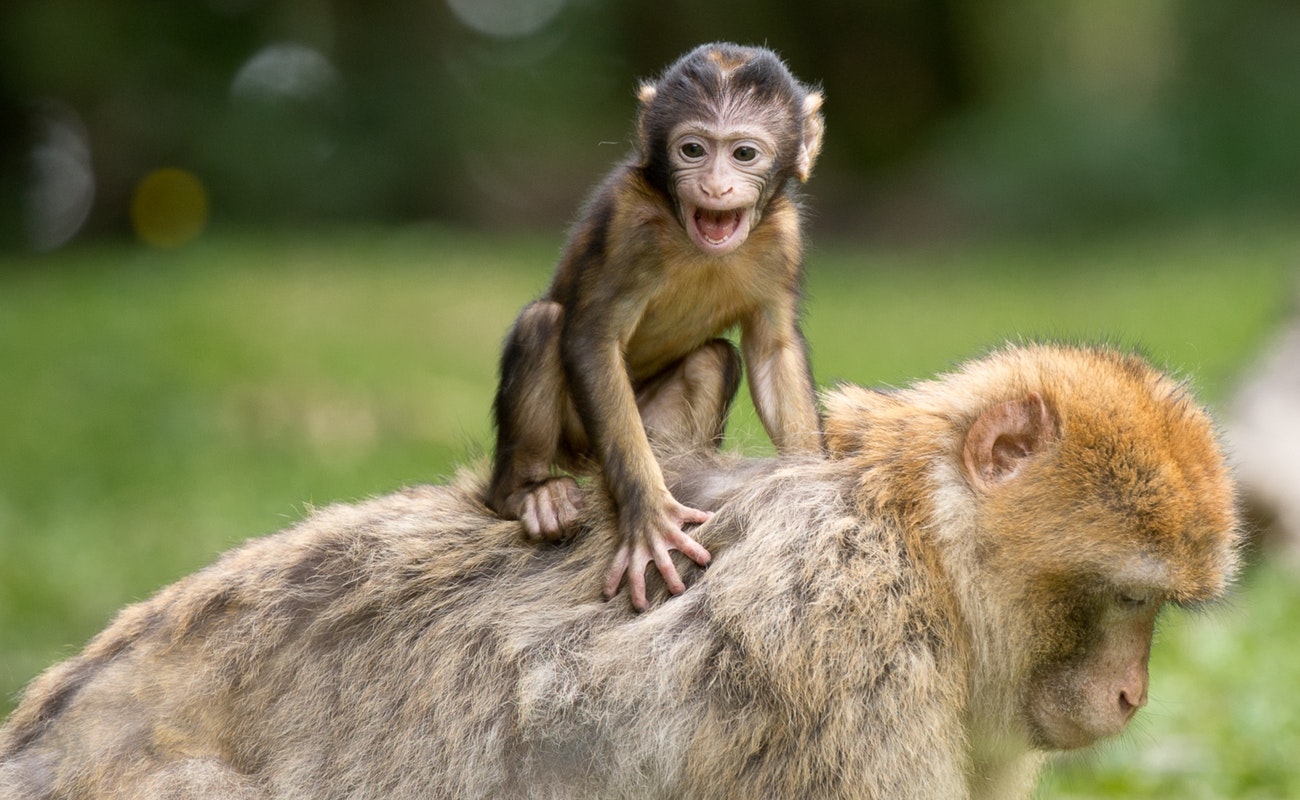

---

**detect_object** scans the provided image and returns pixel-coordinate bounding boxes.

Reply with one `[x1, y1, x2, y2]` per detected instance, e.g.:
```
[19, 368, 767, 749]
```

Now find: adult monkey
[487, 42, 826, 609]
[0, 344, 1242, 799]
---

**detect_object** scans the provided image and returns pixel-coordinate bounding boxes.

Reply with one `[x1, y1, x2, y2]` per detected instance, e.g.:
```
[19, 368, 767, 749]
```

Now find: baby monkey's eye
[733, 145, 758, 162]
[680, 142, 706, 159]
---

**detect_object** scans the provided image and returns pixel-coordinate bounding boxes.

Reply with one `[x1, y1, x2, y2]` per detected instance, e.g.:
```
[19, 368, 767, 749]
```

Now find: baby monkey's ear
[796, 92, 824, 183]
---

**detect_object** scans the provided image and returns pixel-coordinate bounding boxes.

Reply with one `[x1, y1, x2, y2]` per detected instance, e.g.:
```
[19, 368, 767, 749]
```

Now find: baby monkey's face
[668, 122, 777, 255]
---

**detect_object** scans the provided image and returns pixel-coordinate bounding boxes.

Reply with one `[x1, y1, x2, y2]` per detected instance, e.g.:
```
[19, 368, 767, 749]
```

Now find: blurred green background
[4, 0, 1300, 243]
[2, 1, 1299, 797]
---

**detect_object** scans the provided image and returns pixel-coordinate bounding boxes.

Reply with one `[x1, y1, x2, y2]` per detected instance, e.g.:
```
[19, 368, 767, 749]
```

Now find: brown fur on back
[1, 466, 957, 798]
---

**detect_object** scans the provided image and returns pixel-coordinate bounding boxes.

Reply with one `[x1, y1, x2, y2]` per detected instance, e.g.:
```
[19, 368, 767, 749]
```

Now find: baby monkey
[488, 42, 825, 610]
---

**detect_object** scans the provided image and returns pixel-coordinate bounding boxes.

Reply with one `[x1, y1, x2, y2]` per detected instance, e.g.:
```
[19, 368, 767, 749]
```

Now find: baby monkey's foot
[510, 477, 584, 541]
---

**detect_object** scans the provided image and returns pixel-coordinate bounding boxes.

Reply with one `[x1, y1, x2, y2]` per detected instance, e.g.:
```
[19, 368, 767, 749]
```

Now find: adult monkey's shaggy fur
[0, 344, 1241, 799]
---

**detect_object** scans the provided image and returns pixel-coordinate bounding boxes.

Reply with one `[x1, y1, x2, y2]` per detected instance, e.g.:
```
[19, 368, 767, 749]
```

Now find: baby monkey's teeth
[694, 208, 742, 244]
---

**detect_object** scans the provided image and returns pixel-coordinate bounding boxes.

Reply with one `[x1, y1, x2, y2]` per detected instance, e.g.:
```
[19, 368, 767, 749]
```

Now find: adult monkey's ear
[962, 392, 1058, 491]
[796, 92, 824, 183]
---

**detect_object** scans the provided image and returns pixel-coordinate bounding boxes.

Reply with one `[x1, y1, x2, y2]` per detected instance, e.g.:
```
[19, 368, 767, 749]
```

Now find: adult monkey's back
[0, 344, 1241, 799]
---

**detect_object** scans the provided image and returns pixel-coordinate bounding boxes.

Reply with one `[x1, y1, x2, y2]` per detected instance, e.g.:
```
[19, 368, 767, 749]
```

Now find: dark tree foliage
[1, 0, 1297, 249]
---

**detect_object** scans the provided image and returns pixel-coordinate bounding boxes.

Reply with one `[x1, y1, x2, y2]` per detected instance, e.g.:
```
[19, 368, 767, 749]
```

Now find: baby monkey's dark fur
[487, 43, 826, 609]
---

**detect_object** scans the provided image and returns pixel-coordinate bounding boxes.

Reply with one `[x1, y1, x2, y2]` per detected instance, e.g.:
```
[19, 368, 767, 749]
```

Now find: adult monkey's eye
[733, 145, 758, 162]
[1117, 592, 1152, 609]
[680, 142, 705, 158]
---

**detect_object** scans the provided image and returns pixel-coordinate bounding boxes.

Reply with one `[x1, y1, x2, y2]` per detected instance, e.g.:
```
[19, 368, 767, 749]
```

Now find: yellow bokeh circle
[130, 168, 210, 248]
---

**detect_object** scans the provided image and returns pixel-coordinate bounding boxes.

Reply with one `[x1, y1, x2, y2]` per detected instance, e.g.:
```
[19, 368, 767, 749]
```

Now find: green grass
[1, 223, 1297, 796]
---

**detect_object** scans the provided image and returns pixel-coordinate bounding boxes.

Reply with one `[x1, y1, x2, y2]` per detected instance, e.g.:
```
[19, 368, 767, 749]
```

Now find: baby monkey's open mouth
[688, 206, 748, 254]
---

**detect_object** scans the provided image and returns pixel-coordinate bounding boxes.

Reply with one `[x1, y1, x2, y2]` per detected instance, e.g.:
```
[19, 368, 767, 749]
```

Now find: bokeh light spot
[231, 42, 338, 103]
[26, 101, 95, 252]
[445, 0, 565, 38]
[130, 168, 210, 248]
